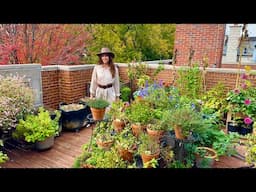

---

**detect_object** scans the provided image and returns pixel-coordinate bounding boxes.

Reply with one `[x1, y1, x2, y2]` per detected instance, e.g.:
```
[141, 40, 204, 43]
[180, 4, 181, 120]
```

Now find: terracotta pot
[173, 125, 186, 140]
[141, 150, 160, 165]
[146, 128, 164, 142]
[82, 164, 96, 168]
[118, 147, 134, 162]
[96, 140, 114, 150]
[90, 107, 106, 121]
[113, 119, 125, 133]
[131, 124, 146, 137]
[195, 147, 217, 168]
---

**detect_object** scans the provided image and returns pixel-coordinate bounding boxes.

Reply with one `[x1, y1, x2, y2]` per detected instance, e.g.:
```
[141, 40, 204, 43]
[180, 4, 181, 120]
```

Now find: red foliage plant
[0, 24, 92, 65]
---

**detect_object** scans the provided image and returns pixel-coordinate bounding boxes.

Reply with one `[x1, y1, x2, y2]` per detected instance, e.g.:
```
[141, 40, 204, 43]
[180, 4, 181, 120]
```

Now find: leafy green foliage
[120, 86, 131, 102]
[12, 107, 60, 142]
[84, 24, 176, 63]
[176, 64, 203, 100]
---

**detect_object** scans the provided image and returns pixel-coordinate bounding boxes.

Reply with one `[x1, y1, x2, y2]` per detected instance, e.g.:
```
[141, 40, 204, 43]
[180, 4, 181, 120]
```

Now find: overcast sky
[225, 24, 256, 36]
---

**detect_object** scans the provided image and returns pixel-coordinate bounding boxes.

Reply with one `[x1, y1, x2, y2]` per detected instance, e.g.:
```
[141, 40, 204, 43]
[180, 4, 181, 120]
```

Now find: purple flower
[244, 99, 251, 105]
[244, 117, 253, 125]
[159, 80, 164, 87]
[145, 80, 149, 88]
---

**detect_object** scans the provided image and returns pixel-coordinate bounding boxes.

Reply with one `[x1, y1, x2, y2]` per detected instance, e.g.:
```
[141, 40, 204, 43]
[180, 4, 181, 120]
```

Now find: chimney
[225, 24, 242, 63]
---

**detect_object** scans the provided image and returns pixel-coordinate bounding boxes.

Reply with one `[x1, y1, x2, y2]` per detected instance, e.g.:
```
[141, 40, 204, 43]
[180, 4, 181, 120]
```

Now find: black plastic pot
[59, 102, 91, 131]
[239, 123, 253, 135]
[227, 122, 239, 133]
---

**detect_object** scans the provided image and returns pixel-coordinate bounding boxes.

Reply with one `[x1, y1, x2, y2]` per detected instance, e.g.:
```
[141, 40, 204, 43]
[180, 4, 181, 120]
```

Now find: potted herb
[169, 106, 203, 140]
[108, 100, 128, 132]
[87, 98, 110, 121]
[138, 133, 160, 166]
[93, 121, 114, 150]
[115, 127, 137, 162]
[125, 100, 153, 137]
[12, 107, 60, 150]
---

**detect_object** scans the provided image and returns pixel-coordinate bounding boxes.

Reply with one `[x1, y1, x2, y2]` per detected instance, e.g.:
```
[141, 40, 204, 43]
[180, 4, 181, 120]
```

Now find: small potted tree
[87, 98, 110, 121]
[12, 107, 60, 151]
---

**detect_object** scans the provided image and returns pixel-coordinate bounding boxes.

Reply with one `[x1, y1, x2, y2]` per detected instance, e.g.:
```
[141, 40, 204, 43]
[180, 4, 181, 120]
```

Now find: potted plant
[59, 103, 89, 131]
[146, 109, 172, 141]
[138, 133, 160, 166]
[169, 106, 203, 140]
[93, 121, 114, 150]
[87, 98, 110, 121]
[125, 100, 153, 137]
[108, 100, 128, 132]
[194, 146, 218, 168]
[12, 107, 60, 151]
[115, 127, 137, 162]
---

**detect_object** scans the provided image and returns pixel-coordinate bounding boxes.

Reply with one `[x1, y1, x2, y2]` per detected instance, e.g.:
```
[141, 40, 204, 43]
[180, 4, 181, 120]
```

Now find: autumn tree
[0, 24, 92, 65]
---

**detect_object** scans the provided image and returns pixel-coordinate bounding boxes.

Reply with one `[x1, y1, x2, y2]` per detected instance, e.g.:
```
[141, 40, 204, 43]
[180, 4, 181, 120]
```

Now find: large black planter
[239, 123, 253, 135]
[227, 122, 240, 134]
[227, 121, 254, 135]
[59, 103, 91, 131]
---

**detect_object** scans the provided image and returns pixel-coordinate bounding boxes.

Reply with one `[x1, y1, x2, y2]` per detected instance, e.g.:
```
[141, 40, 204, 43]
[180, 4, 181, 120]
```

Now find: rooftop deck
[1, 125, 252, 168]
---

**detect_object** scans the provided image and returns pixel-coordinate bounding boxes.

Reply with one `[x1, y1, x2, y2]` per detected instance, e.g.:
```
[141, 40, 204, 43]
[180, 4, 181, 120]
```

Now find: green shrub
[120, 86, 131, 102]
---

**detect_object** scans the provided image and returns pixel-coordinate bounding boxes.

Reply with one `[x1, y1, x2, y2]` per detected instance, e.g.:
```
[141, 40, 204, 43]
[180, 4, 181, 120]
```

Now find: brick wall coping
[3, 63, 253, 75]
[0, 64, 41, 71]
[41, 64, 94, 71]
[116, 63, 256, 74]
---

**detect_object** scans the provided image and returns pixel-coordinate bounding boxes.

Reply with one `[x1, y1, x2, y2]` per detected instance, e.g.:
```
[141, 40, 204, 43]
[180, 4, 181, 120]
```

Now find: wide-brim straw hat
[96, 47, 115, 58]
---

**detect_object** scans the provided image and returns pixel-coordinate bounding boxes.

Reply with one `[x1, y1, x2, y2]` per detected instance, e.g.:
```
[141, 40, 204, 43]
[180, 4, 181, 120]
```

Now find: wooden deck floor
[1, 125, 252, 168]
[2, 126, 93, 168]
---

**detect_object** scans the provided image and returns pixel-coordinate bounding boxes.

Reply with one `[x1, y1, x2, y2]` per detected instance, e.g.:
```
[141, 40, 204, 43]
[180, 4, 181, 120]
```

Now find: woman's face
[101, 54, 110, 64]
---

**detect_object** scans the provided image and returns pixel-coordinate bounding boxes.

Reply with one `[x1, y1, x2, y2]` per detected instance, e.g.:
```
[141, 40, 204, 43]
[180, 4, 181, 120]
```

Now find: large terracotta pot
[90, 107, 106, 121]
[195, 147, 217, 168]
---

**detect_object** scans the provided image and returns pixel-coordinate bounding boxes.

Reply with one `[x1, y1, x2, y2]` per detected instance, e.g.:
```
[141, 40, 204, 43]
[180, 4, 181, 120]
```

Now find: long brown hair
[98, 54, 116, 78]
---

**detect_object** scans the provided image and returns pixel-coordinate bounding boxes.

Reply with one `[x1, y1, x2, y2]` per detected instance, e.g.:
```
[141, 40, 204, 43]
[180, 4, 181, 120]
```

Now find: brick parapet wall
[41, 63, 256, 109]
[174, 24, 226, 68]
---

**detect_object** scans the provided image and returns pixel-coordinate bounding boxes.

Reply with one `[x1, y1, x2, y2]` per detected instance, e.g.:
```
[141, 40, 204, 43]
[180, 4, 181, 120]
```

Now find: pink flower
[233, 89, 240, 94]
[244, 99, 251, 105]
[244, 117, 253, 125]
[241, 73, 248, 80]
[241, 83, 247, 89]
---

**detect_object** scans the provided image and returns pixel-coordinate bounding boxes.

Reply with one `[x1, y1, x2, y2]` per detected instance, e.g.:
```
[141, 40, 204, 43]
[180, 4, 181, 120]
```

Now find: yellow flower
[246, 80, 252, 87]
[245, 66, 252, 73]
